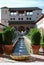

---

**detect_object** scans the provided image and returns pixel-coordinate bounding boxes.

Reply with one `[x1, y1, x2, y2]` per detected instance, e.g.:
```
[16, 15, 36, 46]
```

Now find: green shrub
[0, 32, 4, 53]
[43, 34, 44, 43]
[30, 28, 41, 45]
[3, 26, 11, 31]
[3, 26, 16, 45]
[3, 29, 13, 45]
[0, 32, 3, 44]
[3, 27, 16, 39]
[10, 27, 16, 39]
[42, 30, 44, 44]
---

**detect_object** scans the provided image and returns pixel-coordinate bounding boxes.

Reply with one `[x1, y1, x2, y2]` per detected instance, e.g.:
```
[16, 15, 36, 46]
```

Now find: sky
[0, 0, 44, 20]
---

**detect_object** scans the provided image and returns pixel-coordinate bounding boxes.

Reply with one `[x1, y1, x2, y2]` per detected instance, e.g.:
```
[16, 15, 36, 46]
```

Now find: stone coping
[23, 36, 33, 54]
[10, 55, 30, 61]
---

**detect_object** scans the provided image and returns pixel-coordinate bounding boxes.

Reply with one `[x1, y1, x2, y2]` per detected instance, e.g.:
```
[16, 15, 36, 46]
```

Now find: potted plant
[3, 27, 14, 55]
[42, 32, 44, 52]
[30, 28, 41, 54]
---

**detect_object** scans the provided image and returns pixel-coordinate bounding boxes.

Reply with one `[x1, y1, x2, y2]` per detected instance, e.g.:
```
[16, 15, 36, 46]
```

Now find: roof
[9, 7, 42, 12]
[0, 23, 7, 27]
[1, 7, 8, 9]
[35, 14, 44, 23]
[1, 7, 42, 11]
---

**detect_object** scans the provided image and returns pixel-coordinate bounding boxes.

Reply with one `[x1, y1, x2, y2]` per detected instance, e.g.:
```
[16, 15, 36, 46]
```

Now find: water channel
[12, 37, 29, 56]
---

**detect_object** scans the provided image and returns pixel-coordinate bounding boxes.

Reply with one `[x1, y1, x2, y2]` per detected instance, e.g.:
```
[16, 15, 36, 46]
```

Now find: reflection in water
[12, 38, 29, 56]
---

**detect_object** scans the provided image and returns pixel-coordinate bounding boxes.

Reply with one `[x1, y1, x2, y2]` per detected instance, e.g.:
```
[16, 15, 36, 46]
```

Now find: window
[13, 18, 15, 20]
[27, 18, 28, 20]
[19, 14, 22, 16]
[18, 18, 20, 20]
[11, 12, 13, 15]
[29, 18, 31, 20]
[27, 12, 33, 15]
[30, 12, 33, 15]
[21, 18, 23, 20]
[10, 18, 12, 20]
[27, 18, 31, 20]
[37, 13, 39, 15]
[14, 12, 17, 15]
[23, 14, 25, 16]
[27, 12, 29, 15]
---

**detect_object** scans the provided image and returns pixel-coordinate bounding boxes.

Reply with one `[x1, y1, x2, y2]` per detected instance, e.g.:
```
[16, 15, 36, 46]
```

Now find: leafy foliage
[0, 32, 3, 44]
[43, 33, 44, 43]
[3, 29, 13, 45]
[30, 28, 41, 45]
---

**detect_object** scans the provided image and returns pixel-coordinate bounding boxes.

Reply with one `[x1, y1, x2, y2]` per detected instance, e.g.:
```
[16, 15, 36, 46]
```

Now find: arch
[18, 26, 25, 32]
[26, 27, 29, 31]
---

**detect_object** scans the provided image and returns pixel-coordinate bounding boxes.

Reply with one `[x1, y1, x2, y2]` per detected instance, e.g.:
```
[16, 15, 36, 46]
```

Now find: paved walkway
[23, 36, 33, 54]
[0, 57, 16, 63]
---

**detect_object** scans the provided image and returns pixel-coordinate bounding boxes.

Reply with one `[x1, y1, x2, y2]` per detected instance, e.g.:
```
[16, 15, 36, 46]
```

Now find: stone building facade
[1, 7, 42, 31]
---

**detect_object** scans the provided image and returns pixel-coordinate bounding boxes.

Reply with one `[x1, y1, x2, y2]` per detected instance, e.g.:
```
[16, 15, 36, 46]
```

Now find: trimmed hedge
[30, 28, 41, 45]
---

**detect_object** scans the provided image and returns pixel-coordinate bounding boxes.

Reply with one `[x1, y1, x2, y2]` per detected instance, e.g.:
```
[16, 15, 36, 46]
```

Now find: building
[1, 7, 42, 31]
[35, 14, 44, 35]
[36, 14, 44, 29]
[0, 23, 7, 31]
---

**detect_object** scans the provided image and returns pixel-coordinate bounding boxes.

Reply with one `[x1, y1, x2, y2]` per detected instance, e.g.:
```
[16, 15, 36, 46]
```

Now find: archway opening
[18, 26, 25, 32]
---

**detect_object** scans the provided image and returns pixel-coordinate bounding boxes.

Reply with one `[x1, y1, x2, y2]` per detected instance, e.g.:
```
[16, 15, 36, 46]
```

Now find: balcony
[8, 21, 35, 24]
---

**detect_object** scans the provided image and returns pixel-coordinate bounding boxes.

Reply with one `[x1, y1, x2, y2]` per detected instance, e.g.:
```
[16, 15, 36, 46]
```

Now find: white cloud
[0, 0, 44, 7]
[0, 0, 44, 8]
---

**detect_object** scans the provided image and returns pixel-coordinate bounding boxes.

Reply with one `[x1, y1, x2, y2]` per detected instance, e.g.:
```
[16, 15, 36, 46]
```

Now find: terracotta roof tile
[35, 14, 44, 23]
